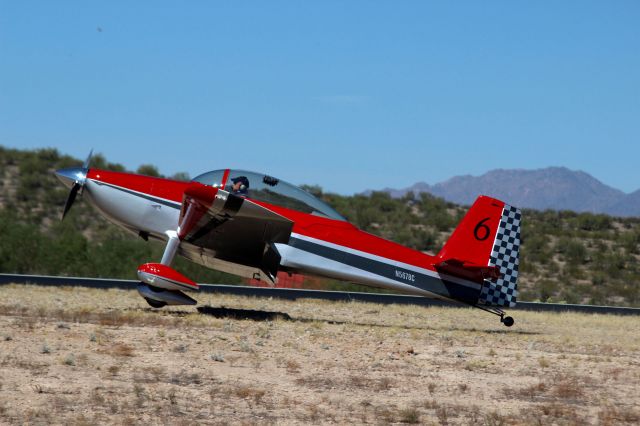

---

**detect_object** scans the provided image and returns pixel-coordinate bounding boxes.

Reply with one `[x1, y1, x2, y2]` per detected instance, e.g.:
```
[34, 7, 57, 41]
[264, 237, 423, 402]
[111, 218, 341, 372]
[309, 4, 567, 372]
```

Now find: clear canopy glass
[192, 169, 345, 221]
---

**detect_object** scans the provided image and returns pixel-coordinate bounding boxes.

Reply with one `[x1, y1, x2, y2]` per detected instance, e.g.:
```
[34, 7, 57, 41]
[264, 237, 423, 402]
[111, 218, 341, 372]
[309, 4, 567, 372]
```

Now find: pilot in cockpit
[231, 176, 250, 196]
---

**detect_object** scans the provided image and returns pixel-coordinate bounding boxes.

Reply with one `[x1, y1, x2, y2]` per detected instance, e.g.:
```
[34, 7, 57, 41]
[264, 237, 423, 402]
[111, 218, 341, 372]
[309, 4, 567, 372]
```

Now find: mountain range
[371, 167, 640, 217]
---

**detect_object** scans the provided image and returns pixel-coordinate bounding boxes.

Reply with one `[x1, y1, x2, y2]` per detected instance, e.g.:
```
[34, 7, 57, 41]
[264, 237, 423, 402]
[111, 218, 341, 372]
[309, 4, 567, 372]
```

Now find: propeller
[55, 150, 93, 220]
[61, 182, 81, 220]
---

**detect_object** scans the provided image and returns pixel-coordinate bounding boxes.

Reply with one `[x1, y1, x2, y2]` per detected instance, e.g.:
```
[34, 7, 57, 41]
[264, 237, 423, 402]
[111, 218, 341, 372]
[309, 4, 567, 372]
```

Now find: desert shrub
[555, 238, 587, 264]
[620, 231, 640, 254]
[522, 233, 550, 265]
[591, 272, 607, 287]
[534, 210, 564, 235]
[574, 213, 611, 231]
[537, 280, 559, 301]
[418, 193, 458, 232]
[519, 257, 535, 274]
[0, 211, 42, 273]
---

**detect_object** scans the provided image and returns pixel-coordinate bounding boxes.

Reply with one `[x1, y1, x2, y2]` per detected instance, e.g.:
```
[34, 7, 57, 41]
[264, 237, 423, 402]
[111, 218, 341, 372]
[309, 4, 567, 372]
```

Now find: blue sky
[1, 1, 639, 194]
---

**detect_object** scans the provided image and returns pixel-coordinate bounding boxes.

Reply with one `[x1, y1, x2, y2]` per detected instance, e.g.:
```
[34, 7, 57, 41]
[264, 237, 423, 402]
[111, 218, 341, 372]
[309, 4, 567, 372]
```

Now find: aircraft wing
[177, 182, 293, 283]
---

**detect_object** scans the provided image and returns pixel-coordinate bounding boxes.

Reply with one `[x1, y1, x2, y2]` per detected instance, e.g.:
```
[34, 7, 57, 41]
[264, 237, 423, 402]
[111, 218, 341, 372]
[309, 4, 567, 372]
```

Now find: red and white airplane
[55, 154, 521, 326]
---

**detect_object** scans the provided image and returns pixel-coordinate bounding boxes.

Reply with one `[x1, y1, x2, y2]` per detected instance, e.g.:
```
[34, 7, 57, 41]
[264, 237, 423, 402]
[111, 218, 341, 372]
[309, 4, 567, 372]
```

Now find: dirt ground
[0, 284, 639, 425]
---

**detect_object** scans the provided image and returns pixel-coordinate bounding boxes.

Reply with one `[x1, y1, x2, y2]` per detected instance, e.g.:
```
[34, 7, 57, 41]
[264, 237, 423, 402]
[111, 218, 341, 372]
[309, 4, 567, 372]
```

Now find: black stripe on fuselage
[289, 236, 481, 304]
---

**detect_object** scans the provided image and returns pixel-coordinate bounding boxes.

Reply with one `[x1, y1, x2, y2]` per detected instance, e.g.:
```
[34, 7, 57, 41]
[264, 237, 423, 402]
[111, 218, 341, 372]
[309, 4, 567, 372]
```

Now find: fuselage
[72, 169, 483, 305]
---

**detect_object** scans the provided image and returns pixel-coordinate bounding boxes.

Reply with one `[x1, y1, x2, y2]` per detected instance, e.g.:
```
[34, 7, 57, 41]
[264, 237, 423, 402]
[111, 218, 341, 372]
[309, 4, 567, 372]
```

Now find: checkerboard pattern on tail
[479, 205, 521, 307]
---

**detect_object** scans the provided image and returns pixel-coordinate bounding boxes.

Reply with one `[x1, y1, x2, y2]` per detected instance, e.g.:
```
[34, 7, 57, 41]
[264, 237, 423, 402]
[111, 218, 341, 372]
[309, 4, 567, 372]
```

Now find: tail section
[479, 203, 521, 307]
[436, 196, 521, 308]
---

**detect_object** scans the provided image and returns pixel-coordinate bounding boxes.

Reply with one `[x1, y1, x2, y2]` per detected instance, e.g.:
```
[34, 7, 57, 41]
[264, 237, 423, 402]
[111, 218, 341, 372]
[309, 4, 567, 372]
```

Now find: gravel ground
[0, 284, 639, 425]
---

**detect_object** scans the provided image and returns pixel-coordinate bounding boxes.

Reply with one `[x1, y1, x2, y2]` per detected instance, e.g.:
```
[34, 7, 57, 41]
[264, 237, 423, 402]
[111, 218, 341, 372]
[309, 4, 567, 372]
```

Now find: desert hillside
[1, 145, 639, 306]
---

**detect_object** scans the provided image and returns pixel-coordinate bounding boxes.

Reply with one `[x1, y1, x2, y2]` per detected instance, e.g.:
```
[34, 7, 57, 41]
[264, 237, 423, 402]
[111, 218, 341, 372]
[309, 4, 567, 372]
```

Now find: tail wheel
[473, 304, 515, 327]
[501, 316, 515, 327]
[144, 298, 167, 309]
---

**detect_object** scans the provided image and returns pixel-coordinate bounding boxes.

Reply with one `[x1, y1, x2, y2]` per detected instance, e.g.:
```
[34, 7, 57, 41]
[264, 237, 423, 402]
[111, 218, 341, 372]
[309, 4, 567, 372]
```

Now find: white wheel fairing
[136, 284, 197, 305]
[137, 270, 195, 292]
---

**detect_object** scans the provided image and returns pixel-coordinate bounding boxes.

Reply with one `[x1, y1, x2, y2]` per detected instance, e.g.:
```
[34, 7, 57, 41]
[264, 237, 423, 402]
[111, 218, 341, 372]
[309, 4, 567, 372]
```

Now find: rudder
[478, 204, 521, 308]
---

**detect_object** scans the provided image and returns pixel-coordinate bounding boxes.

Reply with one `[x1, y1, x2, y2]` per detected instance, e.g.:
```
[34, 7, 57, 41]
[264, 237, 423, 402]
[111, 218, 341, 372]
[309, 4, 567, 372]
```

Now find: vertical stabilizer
[436, 196, 521, 308]
[478, 204, 521, 307]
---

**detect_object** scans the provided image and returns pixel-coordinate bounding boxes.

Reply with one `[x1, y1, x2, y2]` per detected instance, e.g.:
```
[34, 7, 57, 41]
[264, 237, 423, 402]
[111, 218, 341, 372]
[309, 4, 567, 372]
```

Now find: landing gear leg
[474, 304, 515, 327]
[160, 230, 181, 266]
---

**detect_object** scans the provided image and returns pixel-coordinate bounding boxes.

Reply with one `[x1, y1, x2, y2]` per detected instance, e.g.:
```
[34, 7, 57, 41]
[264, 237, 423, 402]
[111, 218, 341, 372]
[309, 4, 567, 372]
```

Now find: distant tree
[136, 164, 162, 177]
[403, 191, 416, 203]
[300, 184, 323, 197]
[170, 172, 190, 182]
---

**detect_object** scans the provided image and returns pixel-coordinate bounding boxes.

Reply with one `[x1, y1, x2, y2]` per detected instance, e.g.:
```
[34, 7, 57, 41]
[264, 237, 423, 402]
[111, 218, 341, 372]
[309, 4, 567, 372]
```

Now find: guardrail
[1, 273, 639, 316]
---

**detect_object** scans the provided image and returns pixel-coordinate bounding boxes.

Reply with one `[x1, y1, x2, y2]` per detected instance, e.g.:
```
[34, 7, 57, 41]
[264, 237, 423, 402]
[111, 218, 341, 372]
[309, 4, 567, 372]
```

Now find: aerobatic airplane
[55, 153, 521, 326]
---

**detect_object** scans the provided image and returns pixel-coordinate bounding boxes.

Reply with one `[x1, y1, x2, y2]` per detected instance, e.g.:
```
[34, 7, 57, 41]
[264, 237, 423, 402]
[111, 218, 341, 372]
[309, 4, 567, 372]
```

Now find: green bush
[573, 213, 612, 231]
[537, 280, 559, 302]
[555, 238, 587, 264]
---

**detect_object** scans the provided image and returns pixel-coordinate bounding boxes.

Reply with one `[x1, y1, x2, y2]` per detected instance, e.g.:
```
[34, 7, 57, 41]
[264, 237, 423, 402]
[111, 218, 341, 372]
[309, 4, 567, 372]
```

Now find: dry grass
[0, 283, 639, 425]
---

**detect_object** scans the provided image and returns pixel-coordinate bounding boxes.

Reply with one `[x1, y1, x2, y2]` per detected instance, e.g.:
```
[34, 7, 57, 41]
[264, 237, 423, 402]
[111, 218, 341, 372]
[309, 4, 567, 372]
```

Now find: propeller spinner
[55, 150, 93, 220]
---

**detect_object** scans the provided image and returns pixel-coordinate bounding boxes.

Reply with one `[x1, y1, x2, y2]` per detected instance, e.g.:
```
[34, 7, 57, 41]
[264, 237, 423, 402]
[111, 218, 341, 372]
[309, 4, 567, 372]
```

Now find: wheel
[145, 298, 167, 308]
[502, 316, 514, 327]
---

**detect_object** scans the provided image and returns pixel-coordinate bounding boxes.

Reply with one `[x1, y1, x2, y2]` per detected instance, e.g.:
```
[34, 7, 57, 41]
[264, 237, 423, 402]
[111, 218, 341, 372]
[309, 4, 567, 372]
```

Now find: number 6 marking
[474, 218, 491, 241]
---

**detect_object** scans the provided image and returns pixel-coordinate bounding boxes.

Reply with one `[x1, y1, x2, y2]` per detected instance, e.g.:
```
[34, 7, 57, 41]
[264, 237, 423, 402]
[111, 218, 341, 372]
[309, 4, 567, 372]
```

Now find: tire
[502, 316, 515, 327]
[145, 298, 167, 308]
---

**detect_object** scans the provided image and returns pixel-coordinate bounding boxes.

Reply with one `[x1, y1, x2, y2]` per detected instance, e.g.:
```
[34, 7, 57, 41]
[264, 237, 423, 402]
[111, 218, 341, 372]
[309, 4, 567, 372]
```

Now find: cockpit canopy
[191, 169, 345, 221]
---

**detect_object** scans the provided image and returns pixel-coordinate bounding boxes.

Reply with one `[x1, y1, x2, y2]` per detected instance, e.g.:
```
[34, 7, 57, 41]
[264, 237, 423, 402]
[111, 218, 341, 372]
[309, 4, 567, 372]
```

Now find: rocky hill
[606, 189, 640, 217]
[374, 167, 638, 216]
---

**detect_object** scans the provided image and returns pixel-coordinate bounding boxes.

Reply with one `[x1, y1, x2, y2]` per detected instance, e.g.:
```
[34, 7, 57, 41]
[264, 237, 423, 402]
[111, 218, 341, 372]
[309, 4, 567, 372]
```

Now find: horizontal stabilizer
[434, 258, 501, 282]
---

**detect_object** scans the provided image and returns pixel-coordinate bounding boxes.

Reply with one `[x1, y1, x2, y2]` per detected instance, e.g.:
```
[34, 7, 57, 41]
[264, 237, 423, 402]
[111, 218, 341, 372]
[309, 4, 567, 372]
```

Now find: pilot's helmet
[231, 176, 250, 193]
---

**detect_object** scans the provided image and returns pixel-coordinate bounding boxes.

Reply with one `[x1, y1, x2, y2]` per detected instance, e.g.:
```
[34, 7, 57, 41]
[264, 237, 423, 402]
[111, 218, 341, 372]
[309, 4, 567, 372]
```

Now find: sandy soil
[0, 284, 639, 425]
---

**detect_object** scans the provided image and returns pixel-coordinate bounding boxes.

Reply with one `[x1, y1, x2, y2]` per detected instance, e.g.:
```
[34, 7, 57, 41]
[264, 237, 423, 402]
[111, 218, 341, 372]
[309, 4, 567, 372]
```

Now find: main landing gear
[136, 230, 199, 308]
[475, 304, 515, 327]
